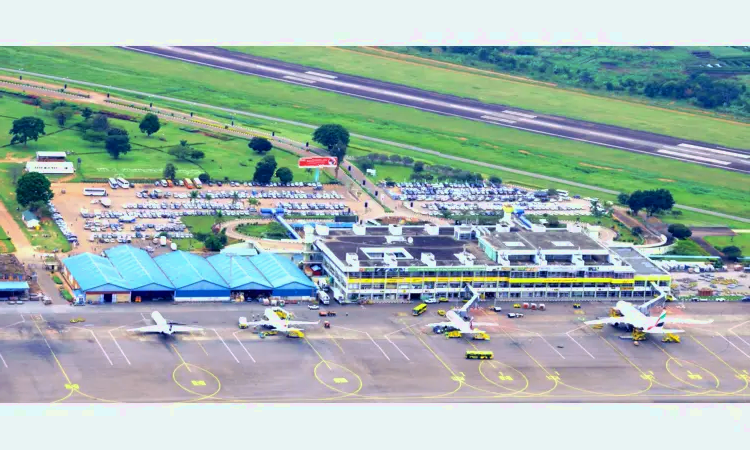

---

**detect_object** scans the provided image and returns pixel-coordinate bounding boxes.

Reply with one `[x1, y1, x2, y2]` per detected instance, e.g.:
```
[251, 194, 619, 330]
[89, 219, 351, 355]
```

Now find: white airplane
[128, 311, 203, 336]
[425, 292, 496, 335]
[245, 308, 319, 335]
[585, 299, 713, 335]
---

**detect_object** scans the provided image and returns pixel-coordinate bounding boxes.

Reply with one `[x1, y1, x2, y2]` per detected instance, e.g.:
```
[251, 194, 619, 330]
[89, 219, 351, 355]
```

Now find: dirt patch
[658, 178, 675, 182]
[579, 162, 622, 171]
[199, 131, 232, 141]
[0, 155, 32, 163]
[456, 137, 468, 141]
[518, 150, 531, 155]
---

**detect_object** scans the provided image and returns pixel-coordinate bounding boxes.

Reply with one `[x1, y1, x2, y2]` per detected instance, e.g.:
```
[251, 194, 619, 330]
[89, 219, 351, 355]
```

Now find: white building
[25, 161, 75, 174]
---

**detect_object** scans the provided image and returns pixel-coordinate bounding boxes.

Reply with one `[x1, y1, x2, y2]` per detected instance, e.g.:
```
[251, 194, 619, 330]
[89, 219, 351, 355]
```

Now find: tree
[253, 154, 278, 183]
[546, 216, 560, 227]
[15, 172, 53, 206]
[190, 150, 205, 161]
[276, 167, 293, 184]
[402, 156, 414, 166]
[722, 246, 742, 262]
[139, 113, 161, 136]
[312, 124, 350, 150]
[81, 107, 93, 120]
[189, 190, 199, 201]
[330, 140, 347, 169]
[414, 161, 425, 173]
[91, 114, 110, 132]
[204, 232, 227, 252]
[105, 129, 131, 159]
[168, 141, 194, 161]
[645, 189, 674, 216]
[389, 154, 402, 164]
[547, 188, 558, 197]
[28, 199, 51, 218]
[248, 137, 273, 154]
[231, 191, 240, 206]
[667, 224, 692, 240]
[198, 173, 210, 183]
[359, 159, 375, 172]
[9, 117, 45, 146]
[82, 129, 107, 143]
[627, 190, 648, 215]
[53, 106, 74, 126]
[163, 163, 177, 181]
[617, 193, 630, 205]
[632, 226, 643, 236]
[489, 175, 502, 185]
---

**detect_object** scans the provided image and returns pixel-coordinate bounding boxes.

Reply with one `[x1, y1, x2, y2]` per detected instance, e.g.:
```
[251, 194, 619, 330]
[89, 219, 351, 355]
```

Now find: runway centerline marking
[212, 329, 239, 363]
[108, 326, 131, 365]
[565, 326, 595, 359]
[171, 344, 192, 373]
[71, 326, 113, 366]
[336, 326, 390, 361]
[232, 331, 256, 363]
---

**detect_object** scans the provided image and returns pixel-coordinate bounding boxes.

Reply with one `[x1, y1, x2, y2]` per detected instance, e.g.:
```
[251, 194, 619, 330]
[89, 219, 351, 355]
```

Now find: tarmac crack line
[212, 329, 239, 363]
[71, 326, 113, 366]
[565, 326, 595, 359]
[336, 326, 390, 361]
[232, 331, 256, 362]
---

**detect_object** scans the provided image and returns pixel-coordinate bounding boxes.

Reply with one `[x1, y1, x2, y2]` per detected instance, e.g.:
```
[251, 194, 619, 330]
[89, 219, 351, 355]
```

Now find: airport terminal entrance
[233, 290, 273, 302]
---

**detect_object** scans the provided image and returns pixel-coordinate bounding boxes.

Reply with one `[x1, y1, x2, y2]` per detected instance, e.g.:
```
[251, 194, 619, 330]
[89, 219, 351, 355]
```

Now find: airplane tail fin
[646, 310, 668, 331]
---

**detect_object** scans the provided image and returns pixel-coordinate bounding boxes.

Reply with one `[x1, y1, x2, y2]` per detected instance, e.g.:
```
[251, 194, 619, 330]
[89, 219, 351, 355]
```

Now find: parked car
[308, 304, 320, 310]
[491, 306, 502, 312]
[507, 313, 524, 319]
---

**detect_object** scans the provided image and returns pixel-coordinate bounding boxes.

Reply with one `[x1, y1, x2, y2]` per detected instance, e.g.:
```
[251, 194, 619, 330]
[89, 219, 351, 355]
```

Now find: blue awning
[0, 281, 30, 291]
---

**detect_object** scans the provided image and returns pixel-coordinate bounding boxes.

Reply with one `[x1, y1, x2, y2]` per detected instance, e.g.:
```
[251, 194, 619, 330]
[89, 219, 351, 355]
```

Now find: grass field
[668, 239, 711, 256]
[704, 234, 750, 255]
[0, 48, 747, 221]
[226, 46, 750, 149]
[235, 222, 288, 239]
[0, 225, 15, 253]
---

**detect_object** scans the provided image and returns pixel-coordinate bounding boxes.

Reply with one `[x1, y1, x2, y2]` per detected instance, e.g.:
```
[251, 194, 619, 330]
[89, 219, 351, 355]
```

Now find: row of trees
[617, 189, 675, 216]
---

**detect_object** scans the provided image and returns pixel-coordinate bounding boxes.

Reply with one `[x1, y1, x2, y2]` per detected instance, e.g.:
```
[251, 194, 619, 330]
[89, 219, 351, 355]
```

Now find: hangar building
[154, 251, 231, 302]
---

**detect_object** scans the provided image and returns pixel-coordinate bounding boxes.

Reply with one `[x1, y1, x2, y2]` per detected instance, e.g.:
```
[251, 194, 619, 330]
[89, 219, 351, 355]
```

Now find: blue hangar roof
[249, 253, 315, 289]
[154, 251, 228, 290]
[104, 245, 174, 291]
[207, 254, 272, 291]
[0, 281, 29, 291]
[63, 253, 130, 292]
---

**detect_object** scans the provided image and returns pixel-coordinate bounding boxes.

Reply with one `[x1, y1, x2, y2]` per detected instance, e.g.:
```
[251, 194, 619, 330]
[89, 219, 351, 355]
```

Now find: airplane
[425, 291, 496, 335]
[128, 311, 203, 336]
[244, 308, 319, 335]
[585, 299, 713, 335]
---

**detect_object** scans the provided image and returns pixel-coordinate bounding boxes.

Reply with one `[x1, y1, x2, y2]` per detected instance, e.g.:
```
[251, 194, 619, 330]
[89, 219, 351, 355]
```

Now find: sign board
[298, 156, 337, 168]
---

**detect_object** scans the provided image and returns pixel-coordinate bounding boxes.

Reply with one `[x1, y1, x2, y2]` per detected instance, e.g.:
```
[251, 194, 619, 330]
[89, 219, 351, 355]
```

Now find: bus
[116, 177, 130, 189]
[412, 303, 428, 316]
[184, 178, 194, 189]
[466, 350, 494, 360]
[108, 178, 118, 189]
[193, 177, 203, 189]
[83, 187, 108, 197]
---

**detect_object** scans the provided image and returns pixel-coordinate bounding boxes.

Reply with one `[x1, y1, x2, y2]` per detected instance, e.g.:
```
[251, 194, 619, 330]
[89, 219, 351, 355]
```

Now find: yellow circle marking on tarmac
[477, 360, 530, 397]
[665, 358, 721, 392]
[313, 360, 363, 398]
[172, 363, 222, 403]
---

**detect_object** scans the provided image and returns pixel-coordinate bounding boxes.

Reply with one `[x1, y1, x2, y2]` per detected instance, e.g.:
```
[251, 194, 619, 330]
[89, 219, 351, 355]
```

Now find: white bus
[193, 178, 203, 189]
[116, 177, 130, 189]
[108, 178, 118, 189]
[83, 187, 108, 197]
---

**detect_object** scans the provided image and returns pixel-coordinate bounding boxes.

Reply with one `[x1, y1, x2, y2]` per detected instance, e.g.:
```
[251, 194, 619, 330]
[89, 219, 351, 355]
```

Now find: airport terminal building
[307, 223, 671, 303]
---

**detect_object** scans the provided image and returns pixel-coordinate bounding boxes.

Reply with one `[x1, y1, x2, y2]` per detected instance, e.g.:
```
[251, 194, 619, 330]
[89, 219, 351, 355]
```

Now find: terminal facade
[307, 223, 671, 303]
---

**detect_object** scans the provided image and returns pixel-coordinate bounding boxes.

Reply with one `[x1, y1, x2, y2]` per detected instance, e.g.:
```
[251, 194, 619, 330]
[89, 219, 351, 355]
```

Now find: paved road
[1, 68, 747, 225]
[122, 46, 750, 175]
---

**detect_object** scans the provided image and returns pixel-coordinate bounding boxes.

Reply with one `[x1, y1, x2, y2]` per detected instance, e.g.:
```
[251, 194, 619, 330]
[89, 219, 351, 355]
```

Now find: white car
[491, 306, 502, 312]
[715, 297, 726, 302]
[308, 304, 320, 310]
[423, 297, 438, 304]
[507, 313, 524, 319]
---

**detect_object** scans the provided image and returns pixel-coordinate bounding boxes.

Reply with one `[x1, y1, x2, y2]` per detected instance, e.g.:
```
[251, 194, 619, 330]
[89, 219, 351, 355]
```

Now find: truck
[160, 236, 167, 247]
[317, 291, 330, 305]
[100, 198, 112, 208]
[184, 178, 194, 189]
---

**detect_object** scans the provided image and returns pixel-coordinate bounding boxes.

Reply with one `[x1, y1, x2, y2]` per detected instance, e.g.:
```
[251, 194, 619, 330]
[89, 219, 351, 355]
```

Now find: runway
[2, 302, 749, 403]
[122, 46, 750, 175]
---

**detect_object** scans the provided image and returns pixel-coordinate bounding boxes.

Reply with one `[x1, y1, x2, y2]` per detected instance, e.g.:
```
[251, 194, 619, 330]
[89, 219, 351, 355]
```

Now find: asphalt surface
[123, 46, 750, 175]
[2, 302, 750, 403]
[1, 68, 747, 224]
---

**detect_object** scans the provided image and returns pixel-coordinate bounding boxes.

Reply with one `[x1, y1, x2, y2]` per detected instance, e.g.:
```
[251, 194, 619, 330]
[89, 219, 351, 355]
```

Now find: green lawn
[227, 46, 749, 149]
[0, 225, 15, 253]
[656, 209, 750, 230]
[235, 222, 288, 239]
[704, 234, 750, 255]
[0, 48, 747, 220]
[667, 239, 711, 256]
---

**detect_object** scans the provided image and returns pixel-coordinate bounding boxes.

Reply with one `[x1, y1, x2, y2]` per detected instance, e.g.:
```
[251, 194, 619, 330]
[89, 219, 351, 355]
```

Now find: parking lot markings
[728, 320, 750, 350]
[108, 325, 132, 365]
[716, 332, 750, 360]
[0, 352, 7, 369]
[336, 326, 390, 361]
[232, 331, 256, 363]
[511, 325, 565, 360]
[72, 326, 113, 366]
[565, 326, 595, 359]
[384, 336, 410, 361]
[212, 329, 239, 364]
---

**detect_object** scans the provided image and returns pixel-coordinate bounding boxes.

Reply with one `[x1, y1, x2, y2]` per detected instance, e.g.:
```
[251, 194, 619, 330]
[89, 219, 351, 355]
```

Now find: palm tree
[189, 190, 199, 201]
[215, 210, 224, 225]
[232, 191, 240, 206]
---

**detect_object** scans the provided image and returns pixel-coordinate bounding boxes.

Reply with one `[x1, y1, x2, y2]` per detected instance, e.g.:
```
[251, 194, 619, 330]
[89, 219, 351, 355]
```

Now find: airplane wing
[128, 325, 165, 333]
[644, 328, 685, 334]
[286, 320, 320, 326]
[585, 317, 631, 326]
[471, 322, 498, 327]
[169, 325, 203, 333]
[425, 321, 452, 328]
[663, 317, 714, 325]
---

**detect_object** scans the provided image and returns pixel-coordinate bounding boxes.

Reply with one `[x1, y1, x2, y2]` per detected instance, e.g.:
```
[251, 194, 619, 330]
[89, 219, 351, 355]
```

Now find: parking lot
[1, 302, 749, 403]
[49, 182, 362, 253]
